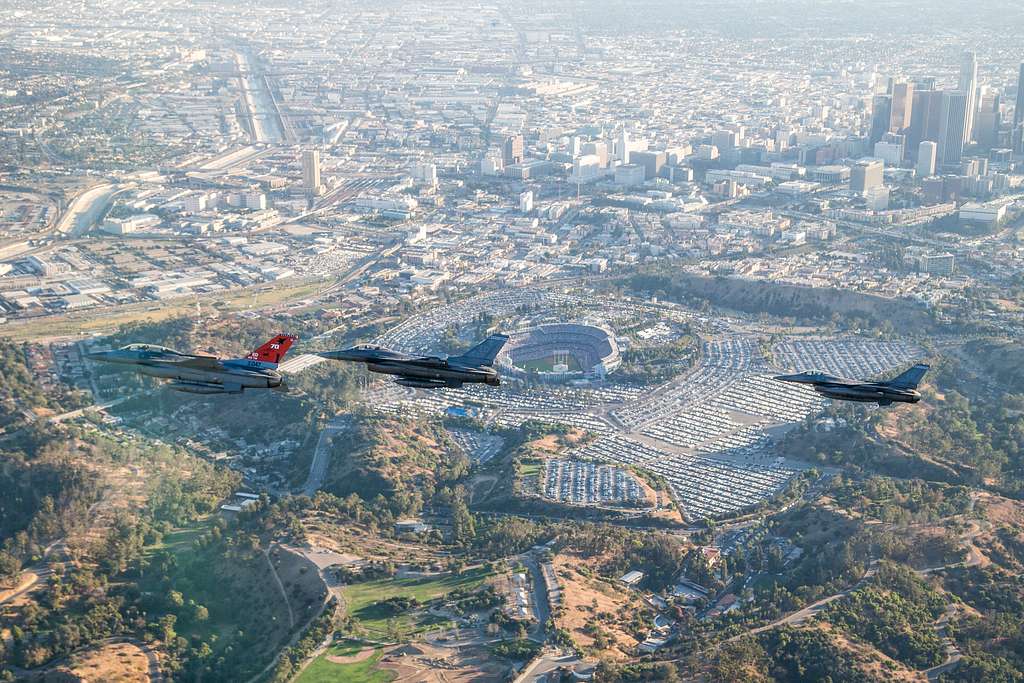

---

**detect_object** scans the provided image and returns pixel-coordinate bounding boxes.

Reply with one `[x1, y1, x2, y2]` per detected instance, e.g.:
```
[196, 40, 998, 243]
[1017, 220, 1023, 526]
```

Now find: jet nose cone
[318, 349, 360, 362]
[774, 374, 801, 383]
[86, 350, 109, 361]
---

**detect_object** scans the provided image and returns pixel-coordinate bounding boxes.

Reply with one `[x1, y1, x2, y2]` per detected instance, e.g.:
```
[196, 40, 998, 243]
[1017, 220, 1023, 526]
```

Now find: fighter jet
[87, 334, 297, 394]
[774, 363, 929, 406]
[318, 333, 509, 389]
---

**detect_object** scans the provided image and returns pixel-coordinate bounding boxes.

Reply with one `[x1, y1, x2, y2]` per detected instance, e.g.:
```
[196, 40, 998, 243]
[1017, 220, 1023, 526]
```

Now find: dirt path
[264, 548, 295, 628]
[326, 647, 376, 664]
[0, 571, 41, 605]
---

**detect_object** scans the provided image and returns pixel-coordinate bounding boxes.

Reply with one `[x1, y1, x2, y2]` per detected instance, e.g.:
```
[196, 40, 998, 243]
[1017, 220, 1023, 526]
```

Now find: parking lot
[448, 428, 505, 464]
[542, 459, 645, 507]
[357, 298, 922, 521]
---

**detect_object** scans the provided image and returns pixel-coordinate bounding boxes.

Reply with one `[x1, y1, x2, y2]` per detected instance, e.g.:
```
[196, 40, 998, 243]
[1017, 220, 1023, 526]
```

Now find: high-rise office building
[938, 91, 969, 167]
[907, 88, 945, 158]
[572, 154, 603, 183]
[1015, 63, 1024, 129]
[631, 150, 667, 180]
[890, 82, 914, 133]
[711, 129, 739, 151]
[618, 128, 630, 164]
[917, 141, 937, 177]
[874, 133, 904, 166]
[869, 95, 892, 144]
[959, 51, 978, 142]
[891, 83, 914, 130]
[850, 159, 884, 195]
[302, 149, 321, 195]
[1013, 62, 1024, 152]
[581, 141, 608, 168]
[502, 135, 524, 166]
[974, 88, 1001, 150]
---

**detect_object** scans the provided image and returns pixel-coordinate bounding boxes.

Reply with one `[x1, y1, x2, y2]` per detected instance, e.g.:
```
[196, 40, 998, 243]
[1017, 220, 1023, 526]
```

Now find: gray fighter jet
[87, 334, 297, 394]
[774, 363, 929, 406]
[318, 333, 509, 389]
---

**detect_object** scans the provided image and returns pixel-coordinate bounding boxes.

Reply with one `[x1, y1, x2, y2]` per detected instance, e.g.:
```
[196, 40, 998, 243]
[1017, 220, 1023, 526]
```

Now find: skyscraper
[869, 95, 892, 144]
[938, 91, 968, 167]
[974, 88, 1001, 150]
[917, 141, 937, 177]
[502, 135, 524, 166]
[959, 51, 978, 142]
[1011, 62, 1019, 152]
[302, 149, 321, 195]
[890, 82, 914, 134]
[1014, 62, 1024, 129]
[907, 88, 945, 160]
[618, 128, 630, 164]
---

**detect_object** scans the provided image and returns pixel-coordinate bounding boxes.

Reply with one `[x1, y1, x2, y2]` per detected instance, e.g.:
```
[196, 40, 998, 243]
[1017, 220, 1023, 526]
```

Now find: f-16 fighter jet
[87, 335, 297, 395]
[318, 333, 509, 389]
[774, 363, 929, 406]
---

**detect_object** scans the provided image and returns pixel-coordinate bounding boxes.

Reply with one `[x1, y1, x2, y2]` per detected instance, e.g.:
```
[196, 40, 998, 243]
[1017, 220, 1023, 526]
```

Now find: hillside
[622, 269, 935, 332]
[324, 414, 469, 514]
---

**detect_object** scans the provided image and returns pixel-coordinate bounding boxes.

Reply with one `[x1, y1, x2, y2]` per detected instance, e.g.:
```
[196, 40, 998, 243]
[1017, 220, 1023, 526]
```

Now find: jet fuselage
[774, 366, 928, 406]
[319, 339, 505, 389]
[87, 337, 295, 394]
[133, 362, 283, 393]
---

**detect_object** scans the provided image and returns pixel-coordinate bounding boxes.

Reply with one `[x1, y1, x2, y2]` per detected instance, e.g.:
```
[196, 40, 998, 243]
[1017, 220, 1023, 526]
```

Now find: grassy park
[342, 567, 491, 637]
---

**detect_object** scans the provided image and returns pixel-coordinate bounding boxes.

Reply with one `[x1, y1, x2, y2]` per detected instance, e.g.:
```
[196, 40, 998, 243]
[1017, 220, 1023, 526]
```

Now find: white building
[865, 185, 890, 211]
[244, 192, 266, 210]
[873, 141, 904, 167]
[572, 154, 603, 183]
[917, 141, 938, 177]
[519, 191, 533, 213]
[959, 201, 1008, 229]
[184, 194, 208, 214]
[410, 162, 438, 188]
[614, 164, 645, 188]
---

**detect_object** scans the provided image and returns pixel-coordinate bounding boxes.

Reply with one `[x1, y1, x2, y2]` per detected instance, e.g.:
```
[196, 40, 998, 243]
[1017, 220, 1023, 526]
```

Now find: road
[514, 651, 587, 683]
[520, 553, 551, 641]
[300, 415, 350, 497]
[925, 605, 962, 682]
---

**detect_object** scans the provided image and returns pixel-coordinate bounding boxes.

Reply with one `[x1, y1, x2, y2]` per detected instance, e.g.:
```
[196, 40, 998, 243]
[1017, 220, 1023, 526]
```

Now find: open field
[295, 641, 393, 683]
[519, 458, 544, 477]
[342, 568, 491, 637]
[61, 640, 155, 683]
[516, 355, 582, 373]
[552, 554, 648, 660]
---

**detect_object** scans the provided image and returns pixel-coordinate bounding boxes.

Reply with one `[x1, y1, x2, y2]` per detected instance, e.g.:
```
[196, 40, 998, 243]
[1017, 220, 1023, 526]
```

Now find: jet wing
[819, 378, 861, 387]
[166, 355, 224, 370]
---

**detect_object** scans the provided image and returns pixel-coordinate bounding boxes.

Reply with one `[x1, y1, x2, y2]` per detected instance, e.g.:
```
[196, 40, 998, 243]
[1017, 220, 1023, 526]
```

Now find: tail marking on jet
[237, 335, 297, 369]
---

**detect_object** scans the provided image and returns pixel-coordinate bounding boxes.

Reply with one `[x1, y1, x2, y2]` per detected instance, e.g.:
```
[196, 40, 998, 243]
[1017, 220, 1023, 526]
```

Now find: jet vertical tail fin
[887, 363, 930, 389]
[449, 333, 509, 367]
[234, 334, 297, 369]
